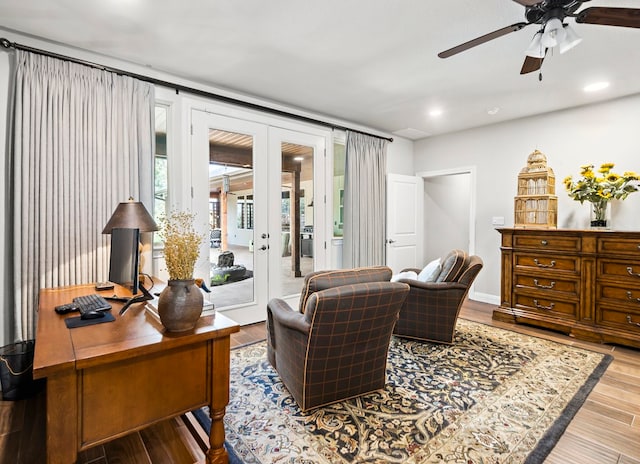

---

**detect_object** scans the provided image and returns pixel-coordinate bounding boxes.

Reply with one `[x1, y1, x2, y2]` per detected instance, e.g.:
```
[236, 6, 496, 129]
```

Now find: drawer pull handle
[534, 259, 556, 268]
[533, 299, 555, 311]
[540, 240, 548, 246]
[533, 279, 555, 289]
[627, 267, 640, 278]
[627, 315, 640, 327]
[626, 291, 640, 303]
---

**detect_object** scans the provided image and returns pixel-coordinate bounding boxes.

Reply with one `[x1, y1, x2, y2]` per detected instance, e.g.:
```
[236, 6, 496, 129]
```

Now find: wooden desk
[33, 283, 240, 464]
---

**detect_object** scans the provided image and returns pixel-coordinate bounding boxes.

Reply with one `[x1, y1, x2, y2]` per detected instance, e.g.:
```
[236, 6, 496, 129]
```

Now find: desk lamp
[102, 197, 158, 234]
[102, 197, 158, 314]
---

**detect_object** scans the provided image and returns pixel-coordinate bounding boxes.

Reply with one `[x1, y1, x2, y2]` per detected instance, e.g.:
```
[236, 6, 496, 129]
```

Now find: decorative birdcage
[514, 149, 557, 228]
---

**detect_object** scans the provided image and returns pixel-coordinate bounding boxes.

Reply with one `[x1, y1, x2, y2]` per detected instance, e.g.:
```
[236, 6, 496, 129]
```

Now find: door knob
[387, 239, 396, 244]
[261, 233, 269, 239]
[259, 245, 268, 251]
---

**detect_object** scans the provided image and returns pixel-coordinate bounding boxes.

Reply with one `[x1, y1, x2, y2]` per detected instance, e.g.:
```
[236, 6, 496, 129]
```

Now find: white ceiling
[1, 0, 640, 139]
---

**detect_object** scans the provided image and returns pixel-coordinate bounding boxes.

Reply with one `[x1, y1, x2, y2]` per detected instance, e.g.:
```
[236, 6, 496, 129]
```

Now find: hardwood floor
[0, 301, 638, 463]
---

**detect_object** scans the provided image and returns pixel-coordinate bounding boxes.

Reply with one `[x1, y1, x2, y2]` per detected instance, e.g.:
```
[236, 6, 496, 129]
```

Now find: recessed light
[583, 81, 610, 93]
[429, 108, 443, 118]
[294, 156, 304, 161]
[487, 107, 500, 115]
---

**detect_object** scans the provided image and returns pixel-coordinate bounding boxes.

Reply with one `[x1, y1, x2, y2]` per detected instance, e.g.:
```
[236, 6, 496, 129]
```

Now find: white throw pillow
[391, 271, 418, 282]
[417, 258, 441, 282]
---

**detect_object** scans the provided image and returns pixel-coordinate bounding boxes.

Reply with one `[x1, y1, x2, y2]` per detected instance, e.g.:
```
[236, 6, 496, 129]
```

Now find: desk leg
[206, 336, 231, 464]
[46, 371, 78, 464]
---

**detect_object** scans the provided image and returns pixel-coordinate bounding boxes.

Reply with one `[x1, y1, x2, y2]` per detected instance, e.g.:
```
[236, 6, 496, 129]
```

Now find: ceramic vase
[157, 279, 203, 332]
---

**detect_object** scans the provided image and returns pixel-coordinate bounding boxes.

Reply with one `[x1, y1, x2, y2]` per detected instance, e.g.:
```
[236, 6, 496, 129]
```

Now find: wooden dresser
[495, 228, 640, 348]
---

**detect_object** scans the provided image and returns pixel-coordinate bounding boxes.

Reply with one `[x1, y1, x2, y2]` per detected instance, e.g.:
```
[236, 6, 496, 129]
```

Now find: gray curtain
[8, 50, 154, 341]
[343, 131, 388, 268]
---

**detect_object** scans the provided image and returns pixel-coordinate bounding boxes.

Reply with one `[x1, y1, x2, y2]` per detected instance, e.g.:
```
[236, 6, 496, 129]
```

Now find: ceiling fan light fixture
[525, 32, 545, 58]
[541, 17, 566, 48]
[558, 24, 582, 54]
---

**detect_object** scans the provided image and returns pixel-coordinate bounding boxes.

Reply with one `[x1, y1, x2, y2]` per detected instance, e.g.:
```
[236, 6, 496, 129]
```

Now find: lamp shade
[541, 17, 566, 48]
[102, 198, 158, 233]
[525, 31, 545, 58]
[559, 24, 582, 54]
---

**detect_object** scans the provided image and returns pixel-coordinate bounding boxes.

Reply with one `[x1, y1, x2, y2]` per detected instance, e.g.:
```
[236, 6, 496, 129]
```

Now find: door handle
[387, 239, 396, 244]
[261, 233, 269, 239]
[259, 245, 268, 251]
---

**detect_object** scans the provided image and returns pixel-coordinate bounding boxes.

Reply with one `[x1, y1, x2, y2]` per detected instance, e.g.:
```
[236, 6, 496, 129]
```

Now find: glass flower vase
[590, 201, 611, 229]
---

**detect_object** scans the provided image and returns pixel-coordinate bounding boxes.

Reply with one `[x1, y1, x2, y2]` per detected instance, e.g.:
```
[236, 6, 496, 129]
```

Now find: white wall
[387, 136, 414, 176]
[414, 94, 640, 302]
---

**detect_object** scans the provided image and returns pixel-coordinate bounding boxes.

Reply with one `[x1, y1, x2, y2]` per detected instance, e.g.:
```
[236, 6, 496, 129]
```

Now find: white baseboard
[469, 291, 500, 305]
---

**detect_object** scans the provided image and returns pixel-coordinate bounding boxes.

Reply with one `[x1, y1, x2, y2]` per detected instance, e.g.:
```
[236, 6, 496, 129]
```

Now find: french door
[191, 109, 327, 325]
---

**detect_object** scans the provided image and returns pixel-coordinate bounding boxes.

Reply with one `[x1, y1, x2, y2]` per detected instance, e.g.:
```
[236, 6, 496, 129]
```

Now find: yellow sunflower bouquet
[564, 163, 639, 224]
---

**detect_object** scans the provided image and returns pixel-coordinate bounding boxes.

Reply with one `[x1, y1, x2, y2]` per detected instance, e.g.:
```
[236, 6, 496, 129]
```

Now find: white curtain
[8, 50, 154, 341]
[343, 131, 388, 268]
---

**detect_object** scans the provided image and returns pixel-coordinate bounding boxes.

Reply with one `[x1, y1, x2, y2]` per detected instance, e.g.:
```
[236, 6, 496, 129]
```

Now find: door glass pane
[333, 141, 345, 237]
[153, 105, 168, 249]
[208, 129, 254, 308]
[281, 142, 314, 296]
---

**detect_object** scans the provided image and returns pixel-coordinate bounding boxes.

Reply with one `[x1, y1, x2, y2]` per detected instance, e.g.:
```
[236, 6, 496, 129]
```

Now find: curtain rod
[0, 37, 393, 143]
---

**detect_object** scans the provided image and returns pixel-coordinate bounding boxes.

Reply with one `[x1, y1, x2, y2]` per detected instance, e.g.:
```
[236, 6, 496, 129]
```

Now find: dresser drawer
[513, 293, 578, 319]
[514, 273, 579, 297]
[598, 259, 640, 283]
[597, 283, 640, 308]
[513, 234, 581, 252]
[514, 253, 580, 273]
[596, 304, 640, 334]
[598, 237, 640, 257]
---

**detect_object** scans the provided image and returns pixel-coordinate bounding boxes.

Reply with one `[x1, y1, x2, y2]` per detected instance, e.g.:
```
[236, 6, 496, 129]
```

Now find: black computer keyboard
[72, 294, 112, 313]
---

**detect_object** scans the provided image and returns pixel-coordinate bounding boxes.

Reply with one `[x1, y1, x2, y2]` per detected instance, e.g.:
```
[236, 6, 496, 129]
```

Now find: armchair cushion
[391, 270, 417, 282]
[435, 249, 467, 282]
[417, 258, 441, 282]
[298, 265, 392, 313]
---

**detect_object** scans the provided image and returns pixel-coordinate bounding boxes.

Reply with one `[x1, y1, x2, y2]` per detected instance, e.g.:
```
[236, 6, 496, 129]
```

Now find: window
[209, 199, 220, 229]
[236, 195, 254, 229]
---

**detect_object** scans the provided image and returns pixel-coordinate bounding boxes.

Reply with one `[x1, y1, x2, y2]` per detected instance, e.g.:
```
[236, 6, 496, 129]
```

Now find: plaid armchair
[267, 267, 409, 412]
[393, 252, 483, 344]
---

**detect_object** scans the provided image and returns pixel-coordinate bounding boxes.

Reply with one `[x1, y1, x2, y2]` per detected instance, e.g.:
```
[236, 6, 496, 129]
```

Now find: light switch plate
[492, 216, 505, 226]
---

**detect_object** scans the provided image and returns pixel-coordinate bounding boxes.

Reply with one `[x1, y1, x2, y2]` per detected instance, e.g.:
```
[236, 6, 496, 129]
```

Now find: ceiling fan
[438, 1, 640, 74]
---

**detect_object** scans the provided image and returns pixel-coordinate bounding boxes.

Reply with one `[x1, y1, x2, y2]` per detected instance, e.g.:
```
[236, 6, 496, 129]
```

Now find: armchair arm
[400, 280, 467, 292]
[400, 268, 421, 274]
[266, 298, 310, 387]
[268, 298, 310, 335]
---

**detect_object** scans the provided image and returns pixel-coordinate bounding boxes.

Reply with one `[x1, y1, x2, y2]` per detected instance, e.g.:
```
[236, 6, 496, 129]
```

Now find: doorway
[419, 167, 476, 262]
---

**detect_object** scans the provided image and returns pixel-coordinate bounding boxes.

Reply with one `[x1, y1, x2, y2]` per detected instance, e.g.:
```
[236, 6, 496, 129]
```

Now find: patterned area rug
[197, 319, 612, 463]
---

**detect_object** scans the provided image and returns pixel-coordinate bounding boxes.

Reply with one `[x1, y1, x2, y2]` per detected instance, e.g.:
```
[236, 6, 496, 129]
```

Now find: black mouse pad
[65, 312, 115, 329]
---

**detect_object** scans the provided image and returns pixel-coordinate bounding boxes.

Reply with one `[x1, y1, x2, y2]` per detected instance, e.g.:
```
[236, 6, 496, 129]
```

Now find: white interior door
[386, 173, 423, 273]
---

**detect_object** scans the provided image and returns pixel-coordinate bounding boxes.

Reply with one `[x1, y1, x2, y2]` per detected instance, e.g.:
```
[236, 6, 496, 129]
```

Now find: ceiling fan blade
[438, 22, 530, 58]
[512, 0, 540, 6]
[520, 55, 544, 74]
[576, 7, 640, 28]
